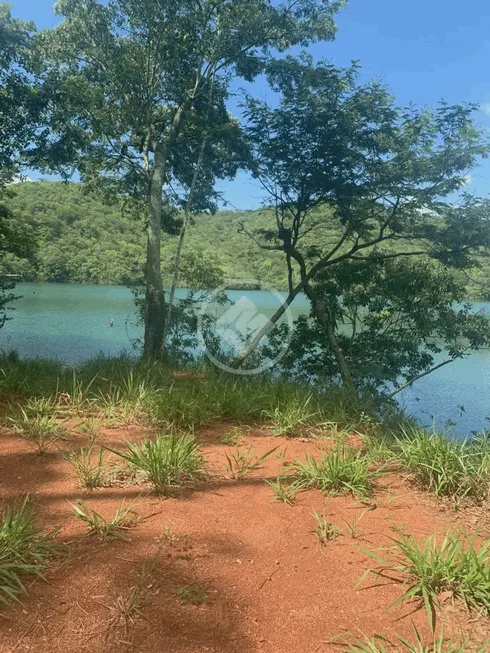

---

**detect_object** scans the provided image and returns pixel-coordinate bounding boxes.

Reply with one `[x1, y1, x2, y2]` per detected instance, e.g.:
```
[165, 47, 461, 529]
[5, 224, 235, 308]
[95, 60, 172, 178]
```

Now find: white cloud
[8, 175, 33, 185]
[463, 174, 472, 186]
[481, 103, 490, 117]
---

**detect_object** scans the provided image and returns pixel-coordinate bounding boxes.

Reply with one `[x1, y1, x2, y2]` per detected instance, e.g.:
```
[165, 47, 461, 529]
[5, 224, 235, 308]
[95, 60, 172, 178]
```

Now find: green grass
[290, 445, 384, 498]
[107, 433, 205, 495]
[266, 477, 300, 505]
[177, 583, 209, 605]
[393, 426, 490, 503]
[22, 395, 60, 418]
[103, 552, 161, 637]
[94, 369, 160, 424]
[0, 354, 385, 435]
[311, 509, 342, 544]
[341, 508, 370, 539]
[219, 426, 250, 445]
[71, 499, 138, 540]
[340, 626, 488, 652]
[7, 407, 67, 454]
[64, 437, 106, 490]
[360, 529, 490, 630]
[362, 433, 398, 464]
[0, 496, 59, 605]
[75, 418, 100, 436]
[264, 394, 319, 437]
[222, 444, 279, 480]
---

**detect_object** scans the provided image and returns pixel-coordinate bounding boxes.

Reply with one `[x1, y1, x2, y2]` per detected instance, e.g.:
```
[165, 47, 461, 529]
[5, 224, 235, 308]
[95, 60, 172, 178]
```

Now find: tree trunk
[143, 144, 166, 359]
[143, 98, 193, 359]
[303, 283, 356, 390]
[161, 130, 209, 356]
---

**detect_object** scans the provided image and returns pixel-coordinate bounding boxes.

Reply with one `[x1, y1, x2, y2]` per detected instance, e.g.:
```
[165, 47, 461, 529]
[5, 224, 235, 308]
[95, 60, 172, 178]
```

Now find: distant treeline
[0, 181, 288, 289]
[1, 181, 489, 298]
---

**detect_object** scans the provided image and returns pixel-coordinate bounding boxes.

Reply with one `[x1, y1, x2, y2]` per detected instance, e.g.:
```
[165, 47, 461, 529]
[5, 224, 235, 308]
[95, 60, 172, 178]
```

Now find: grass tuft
[23, 395, 60, 418]
[291, 445, 383, 498]
[177, 583, 209, 605]
[222, 445, 278, 480]
[8, 407, 67, 454]
[265, 395, 318, 437]
[102, 553, 160, 639]
[219, 426, 249, 446]
[75, 418, 100, 436]
[339, 625, 487, 652]
[311, 509, 342, 544]
[107, 433, 205, 495]
[71, 499, 138, 540]
[64, 437, 106, 489]
[341, 508, 370, 540]
[394, 427, 490, 503]
[360, 529, 490, 630]
[266, 477, 300, 505]
[0, 496, 59, 605]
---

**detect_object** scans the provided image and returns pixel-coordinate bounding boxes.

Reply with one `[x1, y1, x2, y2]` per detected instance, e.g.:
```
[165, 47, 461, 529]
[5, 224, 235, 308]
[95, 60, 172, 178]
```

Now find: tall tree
[239, 56, 490, 387]
[0, 4, 44, 325]
[38, 0, 344, 359]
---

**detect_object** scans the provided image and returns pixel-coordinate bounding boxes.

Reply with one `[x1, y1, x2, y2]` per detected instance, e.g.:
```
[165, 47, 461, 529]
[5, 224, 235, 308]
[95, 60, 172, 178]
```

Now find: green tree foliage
[37, 0, 343, 358]
[241, 56, 490, 390]
[266, 258, 490, 392]
[0, 180, 289, 286]
[4, 179, 490, 296]
[0, 5, 39, 182]
[0, 4, 49, 326]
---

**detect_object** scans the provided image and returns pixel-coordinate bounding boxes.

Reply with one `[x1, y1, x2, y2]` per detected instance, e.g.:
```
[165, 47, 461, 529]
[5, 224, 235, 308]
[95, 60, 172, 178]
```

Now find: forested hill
[0, 181, 288, 288]
[1, 181, 489, 297]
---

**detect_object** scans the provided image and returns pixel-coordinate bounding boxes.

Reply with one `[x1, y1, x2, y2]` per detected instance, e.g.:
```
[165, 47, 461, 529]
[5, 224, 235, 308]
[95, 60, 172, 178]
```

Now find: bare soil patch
[0, 424, 488, 652]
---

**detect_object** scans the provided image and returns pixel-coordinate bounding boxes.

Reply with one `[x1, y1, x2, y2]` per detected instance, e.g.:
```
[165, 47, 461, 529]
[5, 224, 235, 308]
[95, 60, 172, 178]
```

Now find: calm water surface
[1, 283, 489, 435]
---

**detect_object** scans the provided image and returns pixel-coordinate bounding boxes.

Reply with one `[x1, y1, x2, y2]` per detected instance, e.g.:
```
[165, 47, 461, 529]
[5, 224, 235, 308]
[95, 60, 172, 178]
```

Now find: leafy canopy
[37, 0, 343, 206]
[244, 55, 490, 390]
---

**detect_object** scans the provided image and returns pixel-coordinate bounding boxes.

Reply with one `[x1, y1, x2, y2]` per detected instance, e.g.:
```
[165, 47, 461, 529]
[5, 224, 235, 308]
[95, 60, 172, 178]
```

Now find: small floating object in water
[109, 318, 114, 327]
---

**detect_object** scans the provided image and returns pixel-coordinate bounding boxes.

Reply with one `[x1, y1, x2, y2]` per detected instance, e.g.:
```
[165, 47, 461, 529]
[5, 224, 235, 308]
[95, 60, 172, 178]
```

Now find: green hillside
[1, 180, 489, 298]
[0, 181, 288, 289]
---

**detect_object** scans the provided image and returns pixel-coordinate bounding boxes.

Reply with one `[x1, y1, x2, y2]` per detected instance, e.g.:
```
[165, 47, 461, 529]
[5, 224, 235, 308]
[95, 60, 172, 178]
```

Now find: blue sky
[10, 0, 490, 209]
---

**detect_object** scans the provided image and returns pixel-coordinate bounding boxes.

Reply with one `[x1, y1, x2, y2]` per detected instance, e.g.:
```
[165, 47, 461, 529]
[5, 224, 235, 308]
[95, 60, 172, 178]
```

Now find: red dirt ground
[1, 423, 489, 653]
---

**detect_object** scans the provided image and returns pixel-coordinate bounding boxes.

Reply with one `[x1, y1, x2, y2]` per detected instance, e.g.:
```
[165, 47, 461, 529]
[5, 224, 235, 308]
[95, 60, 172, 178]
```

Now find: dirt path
[0, 424, 488, 652]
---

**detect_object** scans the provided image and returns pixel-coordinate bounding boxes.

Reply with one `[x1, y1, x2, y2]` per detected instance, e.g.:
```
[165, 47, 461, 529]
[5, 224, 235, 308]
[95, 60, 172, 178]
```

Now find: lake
[1, 282, 489, 436]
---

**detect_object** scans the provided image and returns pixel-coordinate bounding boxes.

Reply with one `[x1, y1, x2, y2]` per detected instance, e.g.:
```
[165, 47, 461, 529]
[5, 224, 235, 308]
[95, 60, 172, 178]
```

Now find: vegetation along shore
[2, 0, 490, 651]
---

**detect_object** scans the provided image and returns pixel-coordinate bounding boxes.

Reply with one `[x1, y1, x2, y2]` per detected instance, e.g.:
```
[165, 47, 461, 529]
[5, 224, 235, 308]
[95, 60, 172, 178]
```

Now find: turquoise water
[0, 283, 310, 362]
[1, 283, 142, 362]
[1, 283, 489, 435]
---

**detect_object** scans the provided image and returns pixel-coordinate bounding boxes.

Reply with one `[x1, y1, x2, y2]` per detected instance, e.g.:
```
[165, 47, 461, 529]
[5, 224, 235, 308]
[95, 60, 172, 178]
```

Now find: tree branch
[388, 347, 472, 398]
